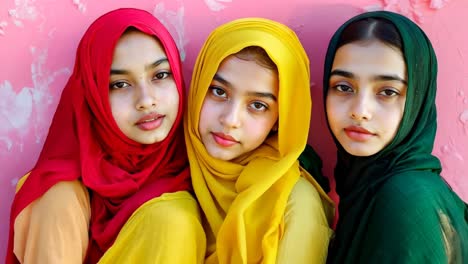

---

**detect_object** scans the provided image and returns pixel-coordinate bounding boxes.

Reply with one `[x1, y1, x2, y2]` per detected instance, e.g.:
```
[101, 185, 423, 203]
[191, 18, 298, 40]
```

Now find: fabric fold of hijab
[324, 11, 468, 263]
[185, 18, 312, 263]
[7, 8, 190, 263]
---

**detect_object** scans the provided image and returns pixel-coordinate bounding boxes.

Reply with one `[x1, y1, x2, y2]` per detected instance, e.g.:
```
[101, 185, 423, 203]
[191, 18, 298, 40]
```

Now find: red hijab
[7, 8, 190, 263]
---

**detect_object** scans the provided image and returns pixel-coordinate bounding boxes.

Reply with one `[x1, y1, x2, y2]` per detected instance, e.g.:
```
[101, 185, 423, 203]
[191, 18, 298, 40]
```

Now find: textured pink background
[1, 0, 467, 259]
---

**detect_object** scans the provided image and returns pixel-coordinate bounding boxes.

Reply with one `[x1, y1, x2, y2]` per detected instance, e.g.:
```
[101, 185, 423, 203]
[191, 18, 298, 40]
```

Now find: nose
[220, 101, 242, 129]
[350, 93, 372, 121]
[135, 81, 157, 110]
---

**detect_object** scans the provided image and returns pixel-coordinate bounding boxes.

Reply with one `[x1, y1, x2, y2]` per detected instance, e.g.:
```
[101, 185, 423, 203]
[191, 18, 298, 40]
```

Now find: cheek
[157, 82, 179, 101]
[386, 109, 404, 137]
[198, 100, 214, 132]
[165, 88, 180, 114]
[246, 115, 276, 138]
[168, 88, 179, 104]
[326, 97, 340, 127]
[109, 94, 127, 124]
[109, 94, 118, 112]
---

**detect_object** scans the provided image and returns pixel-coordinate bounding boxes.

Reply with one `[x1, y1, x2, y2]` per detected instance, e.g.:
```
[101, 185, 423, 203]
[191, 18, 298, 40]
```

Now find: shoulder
[286, 177, 333, 227]
[357, 173, 464, 262]
[276, 177, 333, 263]
[290, 177, 321, 203]
[371, 171, 466, 229]
[278, 177, 333, 263]
[289, 177, 325, 213]
[374, 171, 448, 209]
[368, 172, 453, 232]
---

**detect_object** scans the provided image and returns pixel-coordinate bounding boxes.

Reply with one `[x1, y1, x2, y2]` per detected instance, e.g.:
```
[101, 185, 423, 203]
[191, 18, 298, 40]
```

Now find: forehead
[332, 40, 406, 79]
[215, 55, 279, 93]
[112, 31, 166, 65]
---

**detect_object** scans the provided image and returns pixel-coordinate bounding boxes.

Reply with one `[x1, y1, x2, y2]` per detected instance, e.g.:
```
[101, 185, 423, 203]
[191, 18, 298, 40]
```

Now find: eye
[209, 86, 227, 98]
[249, 101, 268, 112]
[109, 81, 130, 90]
[378, 88, 400, 97]
[153, 71, 171, 80]
[334, 84, 354, 93]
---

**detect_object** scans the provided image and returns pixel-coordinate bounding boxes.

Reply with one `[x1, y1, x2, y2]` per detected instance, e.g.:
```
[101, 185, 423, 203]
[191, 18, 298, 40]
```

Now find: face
[198, 55, 279, 161]
[109, 31, 179, 144]
[326, 40, 407, 156]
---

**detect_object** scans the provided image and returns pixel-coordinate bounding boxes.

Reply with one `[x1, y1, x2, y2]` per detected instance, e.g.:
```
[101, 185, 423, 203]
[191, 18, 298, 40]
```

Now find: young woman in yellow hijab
[185, 18, 334, 264]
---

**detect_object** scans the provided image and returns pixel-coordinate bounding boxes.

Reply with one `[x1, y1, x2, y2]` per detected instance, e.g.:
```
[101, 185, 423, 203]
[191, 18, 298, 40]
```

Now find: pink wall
[1, 0, 467, 259]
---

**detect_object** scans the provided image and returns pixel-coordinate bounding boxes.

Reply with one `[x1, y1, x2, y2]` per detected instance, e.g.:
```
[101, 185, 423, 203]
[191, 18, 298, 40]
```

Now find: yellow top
[14, 174, 206, 264]
[185, 17, 333, 263]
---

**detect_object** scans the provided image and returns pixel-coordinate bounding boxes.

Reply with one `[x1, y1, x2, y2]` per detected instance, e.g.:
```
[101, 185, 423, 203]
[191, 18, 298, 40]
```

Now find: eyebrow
[330, 69, 407, 85]
[213, 73, 230, 87]
[110, 58, 169, 75]
[213, 73, 277, 101]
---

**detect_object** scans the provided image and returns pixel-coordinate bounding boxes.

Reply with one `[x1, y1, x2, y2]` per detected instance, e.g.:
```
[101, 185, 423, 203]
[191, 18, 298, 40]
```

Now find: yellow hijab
[185, 18, 317, 263]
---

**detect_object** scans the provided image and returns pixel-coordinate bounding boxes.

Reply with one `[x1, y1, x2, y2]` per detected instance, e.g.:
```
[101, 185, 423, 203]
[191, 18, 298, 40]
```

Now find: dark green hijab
[323, 11, 468, 263]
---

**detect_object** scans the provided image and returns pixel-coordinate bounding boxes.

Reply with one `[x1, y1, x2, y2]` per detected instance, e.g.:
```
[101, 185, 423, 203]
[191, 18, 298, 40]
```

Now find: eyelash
[109, 81, 130, 90]
[334, 84, 353, 93]
[153, 70, 172, 80]
[209, 86, 227, 98]
[208, 86, 269, 112]
[378, 88, 400, 97]
[109, 70, 172, 90]
[332, 84, 400, 98]
[249, 101, 268, 112]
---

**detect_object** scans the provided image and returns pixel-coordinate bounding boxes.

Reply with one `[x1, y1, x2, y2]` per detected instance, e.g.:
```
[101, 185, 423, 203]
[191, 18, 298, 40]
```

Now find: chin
[133, 136, 163, 145]
[211, 153, 233, 161]
[207, 149, 235, 161]
[344, 147, 379, 157]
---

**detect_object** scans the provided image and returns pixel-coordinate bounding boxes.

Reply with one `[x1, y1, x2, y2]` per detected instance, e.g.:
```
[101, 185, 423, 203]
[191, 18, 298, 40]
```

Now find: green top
[322, 11, 468, 263]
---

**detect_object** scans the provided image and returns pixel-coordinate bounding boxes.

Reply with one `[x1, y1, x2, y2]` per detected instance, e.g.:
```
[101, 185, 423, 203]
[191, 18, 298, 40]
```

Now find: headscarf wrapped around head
[185, 18, 313, 263]
[323, 11, 468, 263]
[323, 11, 440, 198]
[8, 8, 190, 263]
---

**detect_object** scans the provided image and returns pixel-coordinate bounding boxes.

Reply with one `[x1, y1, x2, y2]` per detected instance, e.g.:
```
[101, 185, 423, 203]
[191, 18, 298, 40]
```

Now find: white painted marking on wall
[376, 0, 451, 23]
[11, 177, 19, 187]
[363, 4, 383, 12]
[204, 0, 232, 12]
[440, 143, 464, 161]
[0, 47, 70, 152]
[460, 109, 468, 124]
[0, 136, 13, 151]
[72, 0, 87, 13]
[429, 0, 450, 9]
[13, 20, 24, 27]
[382, 0, 422, 23]
[0, 80, 33, 131]
[30, 47, 71, 144]
[8, 0, 39, 27]
[153, 2, 189, 61]
[0, 21, 8, 35]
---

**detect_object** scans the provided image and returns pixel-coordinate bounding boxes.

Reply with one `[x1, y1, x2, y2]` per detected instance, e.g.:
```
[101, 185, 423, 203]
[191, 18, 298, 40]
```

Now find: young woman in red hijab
[7, 8, 205, 264]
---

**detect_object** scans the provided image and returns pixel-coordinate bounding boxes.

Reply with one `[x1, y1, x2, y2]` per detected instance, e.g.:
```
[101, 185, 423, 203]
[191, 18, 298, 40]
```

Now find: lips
[344, 125, 375, 142]
[136, 113, 165, 131]
[211, 132, 238, 147]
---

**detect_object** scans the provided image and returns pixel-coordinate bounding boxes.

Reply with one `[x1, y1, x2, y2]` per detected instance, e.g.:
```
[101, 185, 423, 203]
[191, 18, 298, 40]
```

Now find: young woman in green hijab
[323, 11, 468, 263]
